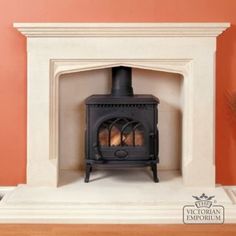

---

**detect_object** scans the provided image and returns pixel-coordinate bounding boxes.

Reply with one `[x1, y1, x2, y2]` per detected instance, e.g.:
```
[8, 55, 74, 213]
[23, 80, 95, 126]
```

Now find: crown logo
[192, 193, 215, 208]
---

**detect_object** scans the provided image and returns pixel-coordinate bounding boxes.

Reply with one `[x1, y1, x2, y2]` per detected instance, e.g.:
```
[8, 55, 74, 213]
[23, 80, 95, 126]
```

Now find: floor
[1, 224, 236, 236]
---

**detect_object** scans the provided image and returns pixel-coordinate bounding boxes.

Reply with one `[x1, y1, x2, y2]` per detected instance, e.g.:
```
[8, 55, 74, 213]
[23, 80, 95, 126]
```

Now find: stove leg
[84, 164, 92, 183]
[151, 164, 159, 183]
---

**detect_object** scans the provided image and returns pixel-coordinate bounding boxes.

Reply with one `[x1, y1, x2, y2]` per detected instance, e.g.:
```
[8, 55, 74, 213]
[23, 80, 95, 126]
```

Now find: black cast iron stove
[85, 66, 159, 182]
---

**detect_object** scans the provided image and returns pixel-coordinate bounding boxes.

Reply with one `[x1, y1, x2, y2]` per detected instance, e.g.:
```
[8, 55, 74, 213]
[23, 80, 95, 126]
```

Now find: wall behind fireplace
[0, 0, 236, 185]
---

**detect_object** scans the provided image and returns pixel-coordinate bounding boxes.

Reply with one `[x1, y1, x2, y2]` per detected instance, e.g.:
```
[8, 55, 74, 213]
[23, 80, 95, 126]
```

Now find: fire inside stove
[98, 118, 144, 147]
[84, 66, 159, 183]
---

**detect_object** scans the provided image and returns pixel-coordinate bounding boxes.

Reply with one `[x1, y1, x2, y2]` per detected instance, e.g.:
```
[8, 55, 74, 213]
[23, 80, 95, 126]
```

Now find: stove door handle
[149, 132, 155, 160]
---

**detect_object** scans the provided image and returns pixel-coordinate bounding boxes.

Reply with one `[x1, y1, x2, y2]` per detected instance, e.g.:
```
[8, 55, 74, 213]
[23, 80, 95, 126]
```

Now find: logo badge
[183, 193, 224, 224]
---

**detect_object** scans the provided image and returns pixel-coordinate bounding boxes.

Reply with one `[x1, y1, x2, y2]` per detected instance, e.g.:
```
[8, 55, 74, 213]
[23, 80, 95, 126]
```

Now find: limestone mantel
[13, 23, 230, 187]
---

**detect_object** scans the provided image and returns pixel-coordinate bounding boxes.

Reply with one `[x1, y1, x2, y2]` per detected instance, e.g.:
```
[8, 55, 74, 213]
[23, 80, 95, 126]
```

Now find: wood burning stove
[85, 66, 159, 182]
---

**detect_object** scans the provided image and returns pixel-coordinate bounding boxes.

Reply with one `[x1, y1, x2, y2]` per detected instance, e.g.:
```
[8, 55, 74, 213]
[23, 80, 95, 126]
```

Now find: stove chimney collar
[111, 66, 134, 96]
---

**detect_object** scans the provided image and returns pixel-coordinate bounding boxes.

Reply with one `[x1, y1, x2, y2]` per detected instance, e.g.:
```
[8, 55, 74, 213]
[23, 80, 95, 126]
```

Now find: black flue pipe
[111, 66, 134, 96]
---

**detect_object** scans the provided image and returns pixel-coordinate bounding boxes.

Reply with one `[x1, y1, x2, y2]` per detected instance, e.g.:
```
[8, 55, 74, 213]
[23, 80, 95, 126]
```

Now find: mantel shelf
[13, 22, 230, 38]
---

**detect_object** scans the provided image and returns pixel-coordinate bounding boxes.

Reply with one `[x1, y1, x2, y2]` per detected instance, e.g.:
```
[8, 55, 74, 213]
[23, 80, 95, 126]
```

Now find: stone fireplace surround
[13, 22, 229, 187]
[1, 23, 236, 224]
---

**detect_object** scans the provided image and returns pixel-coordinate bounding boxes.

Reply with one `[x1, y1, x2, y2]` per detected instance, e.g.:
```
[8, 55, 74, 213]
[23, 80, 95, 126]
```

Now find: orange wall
[0, 0, 236, 185]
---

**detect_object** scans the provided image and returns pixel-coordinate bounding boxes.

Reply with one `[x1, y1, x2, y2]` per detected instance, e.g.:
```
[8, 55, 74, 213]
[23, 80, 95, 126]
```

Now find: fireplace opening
[59, 67, 183, 186]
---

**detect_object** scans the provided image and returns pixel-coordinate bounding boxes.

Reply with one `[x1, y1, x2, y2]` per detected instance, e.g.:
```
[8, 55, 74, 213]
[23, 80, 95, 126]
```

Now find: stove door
[96, 117, 150, 161]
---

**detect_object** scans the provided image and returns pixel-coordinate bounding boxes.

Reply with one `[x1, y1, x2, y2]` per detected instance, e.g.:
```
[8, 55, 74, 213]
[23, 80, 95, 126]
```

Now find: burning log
[99, 126, 121, 146]
[99, 128, 109, 146]
[99, 126, 144, 146]
[123, 130, 144, 146]
[110, 126, 121, 146]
